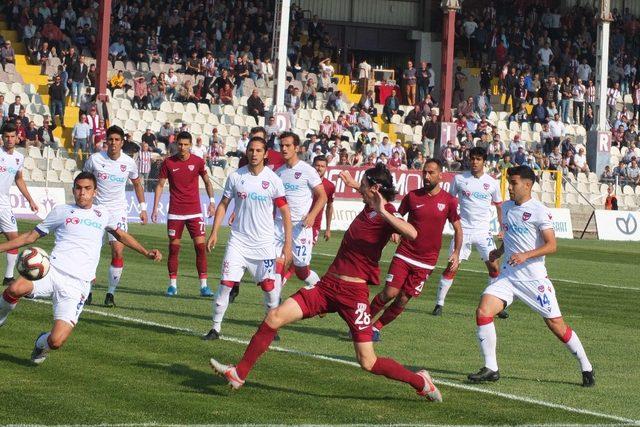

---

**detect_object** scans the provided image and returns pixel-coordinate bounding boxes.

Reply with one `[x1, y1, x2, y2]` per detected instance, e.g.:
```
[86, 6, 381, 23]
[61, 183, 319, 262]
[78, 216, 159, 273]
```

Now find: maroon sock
[370, 294, 388, 318]
[194, 243, 207, 279]
[236, 321, 278, 379]
[370, 357, 425, 391]
[376, 303, 406, 329]
[168, 243, 180, 278]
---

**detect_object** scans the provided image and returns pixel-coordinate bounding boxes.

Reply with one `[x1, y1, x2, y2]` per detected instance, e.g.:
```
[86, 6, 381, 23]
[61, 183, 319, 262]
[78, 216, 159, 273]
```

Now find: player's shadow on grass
[81, 317, 193, 338]
[246, 381, 418, 401]
[136, 361, 227, 395]
[0, 351, 38, 367]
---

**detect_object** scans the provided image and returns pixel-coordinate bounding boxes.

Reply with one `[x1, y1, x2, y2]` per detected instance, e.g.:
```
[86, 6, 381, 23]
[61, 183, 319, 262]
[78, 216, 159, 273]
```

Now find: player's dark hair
[248, 136, 268, 150]
[425, 158, 443, 171]
[250, 126, 267, 138]
[364, 163, 396, 202]
[469, 146, 488, 160]
[313, 155, 327, 164]
[1, 121, 17, 134]
[176, 131, 192, 143]
[106, 125, 125, 139]
[74, 171, 97, 189]
[279, 131, 300, 146]
[507, 165, 536, 182]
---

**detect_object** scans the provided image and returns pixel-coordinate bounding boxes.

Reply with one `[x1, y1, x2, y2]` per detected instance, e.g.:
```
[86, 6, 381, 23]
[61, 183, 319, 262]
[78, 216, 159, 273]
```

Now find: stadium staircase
[0, 19, 77, 148]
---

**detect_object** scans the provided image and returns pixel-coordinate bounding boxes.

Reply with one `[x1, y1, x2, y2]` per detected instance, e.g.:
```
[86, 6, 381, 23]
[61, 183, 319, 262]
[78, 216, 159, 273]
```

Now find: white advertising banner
[9, 186, 66, 220]
[324, 201, 574, 239]
[595, 210, 640, 241]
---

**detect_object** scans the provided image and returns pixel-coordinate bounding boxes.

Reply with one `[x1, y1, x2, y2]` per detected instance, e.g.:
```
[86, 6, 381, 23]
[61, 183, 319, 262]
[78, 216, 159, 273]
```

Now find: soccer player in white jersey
[0, 172, 161, 364]
[274, 131, 327, 289]
[434, 146, 507, 317]
[83, 125, 148, 307]
[0, 122, 39, 285]
[468, 166, 594, 387]
[202, 137, 292, 340]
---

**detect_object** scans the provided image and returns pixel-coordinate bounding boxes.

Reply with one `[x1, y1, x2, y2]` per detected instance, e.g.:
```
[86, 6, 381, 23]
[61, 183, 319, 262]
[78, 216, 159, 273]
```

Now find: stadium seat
[542, 192, 555, 205]
[50, 158, 64, 171]
[23, 157, 36, 170]
[625, 195, 637, 208]
[623, 185, 635, 195]
[30, 168, 45, 182]
[59, 170, 74, 183]
[28, 147, 43, 159]
[21, 169, 30, 181]
[65, 159, 77, 171]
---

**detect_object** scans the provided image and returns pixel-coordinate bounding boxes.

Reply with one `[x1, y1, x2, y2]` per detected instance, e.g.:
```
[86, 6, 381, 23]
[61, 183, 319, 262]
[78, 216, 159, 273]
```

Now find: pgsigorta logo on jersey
[65, 217, 103, 230]
[0, 166, 19, 174]
[237, 191, 268, 202]
[96, 172, 126, 183]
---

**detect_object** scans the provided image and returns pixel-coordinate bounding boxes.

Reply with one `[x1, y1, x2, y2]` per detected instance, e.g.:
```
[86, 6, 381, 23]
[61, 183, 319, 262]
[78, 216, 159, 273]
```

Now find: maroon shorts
[167, 216, 205, 239]
[291, 275, 373, 342]
[385, 256, 432, 298]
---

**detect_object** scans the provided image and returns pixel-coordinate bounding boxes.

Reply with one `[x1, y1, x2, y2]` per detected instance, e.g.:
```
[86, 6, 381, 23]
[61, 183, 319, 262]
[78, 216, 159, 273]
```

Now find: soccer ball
[17, 247, 50, 281]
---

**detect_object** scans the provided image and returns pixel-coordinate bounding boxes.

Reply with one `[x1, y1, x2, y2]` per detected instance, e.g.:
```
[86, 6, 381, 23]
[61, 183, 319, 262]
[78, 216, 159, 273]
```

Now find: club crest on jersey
[538, 285, 545, 293]
[94, 209, 102, 217]
[15, 158, 20, 165]
[437, 203, 445, 211]
[483, 183, 490, 190]
[120, 164, 127, 172]
[547, 213, 553, 220]
[368, 210, 378, 219]
[262, 181, 270, 189]
[188, 165, 195, 171]
[522, 212, 531, 221]
[294, 172, 302, 179]
[237, 191, 247, 199]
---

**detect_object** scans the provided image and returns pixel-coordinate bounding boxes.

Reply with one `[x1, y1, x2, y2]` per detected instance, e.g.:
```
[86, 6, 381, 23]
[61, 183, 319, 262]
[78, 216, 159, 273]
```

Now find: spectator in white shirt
[72, 114, 92, 159]
[549, 113, 565, 147]
[509, 134, 525, 155]
[576, 59, 591, 84]
[537, 43, 553, 77]
[190, 137, 208, 159]
[573, 147, 590, 173]
[572, 81, 586, 125]
[607, 82, 621, 123]
[377, 137, 393, 158]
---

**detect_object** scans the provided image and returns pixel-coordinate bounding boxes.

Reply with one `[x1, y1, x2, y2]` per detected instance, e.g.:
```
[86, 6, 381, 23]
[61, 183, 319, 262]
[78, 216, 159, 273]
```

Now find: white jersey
[83, 152, 138, 211]
[450, 172, 501, 232]
[35, 204, 119, 281]
[500, 199, 554, 281]
[275, 160, 322, 222]
[0, 148, 24, 207]
[223, 166, 286, 259]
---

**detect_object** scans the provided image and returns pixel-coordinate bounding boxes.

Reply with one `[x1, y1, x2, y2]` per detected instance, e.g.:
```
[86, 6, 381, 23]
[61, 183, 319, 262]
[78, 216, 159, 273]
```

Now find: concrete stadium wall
[297, 0, 421, 27]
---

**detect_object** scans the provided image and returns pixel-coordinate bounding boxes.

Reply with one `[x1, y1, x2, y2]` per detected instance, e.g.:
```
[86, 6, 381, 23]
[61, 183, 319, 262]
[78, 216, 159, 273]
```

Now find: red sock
[194, 243, 207, 279]
[443, 267, 457, 280]
[375, 303, 406, 330]
[369, 294, 387, 317]
[488, 270, 499, 279]
[370, 357, 425, 391]
[168, 243, 180, 278]
[236, 321, 278, 379]
[111, 257, 124, 268]
[2, 288, 19, 304]
[283, 264, 294, 280]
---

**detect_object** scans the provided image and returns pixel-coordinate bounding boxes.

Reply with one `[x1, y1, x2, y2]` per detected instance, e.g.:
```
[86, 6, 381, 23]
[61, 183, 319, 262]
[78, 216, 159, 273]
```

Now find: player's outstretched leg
[545, 317, 595, 387]
[294, 265, 320, 287]
[166, 241, 180, 296]
[354, 341, 442, 402]
[31, 320, 74, 365]
[194, 241, 213, 297]
[105, 242, 124, 307]
[468, 294, 503, 383]
[0, 278, 36, 326]
[485, 262, 509, 319]
[204, 281, 236, 340]
[371, 293, 411, 341]
[209, 298, 304, 388]
[4, 248, 18, 285]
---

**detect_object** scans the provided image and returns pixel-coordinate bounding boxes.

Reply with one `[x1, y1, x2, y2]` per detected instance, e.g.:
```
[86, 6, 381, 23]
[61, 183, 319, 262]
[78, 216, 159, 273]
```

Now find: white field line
[3, 424, 635, 427]
[314, 253, 640, 292]
[24, 300, 640, 425]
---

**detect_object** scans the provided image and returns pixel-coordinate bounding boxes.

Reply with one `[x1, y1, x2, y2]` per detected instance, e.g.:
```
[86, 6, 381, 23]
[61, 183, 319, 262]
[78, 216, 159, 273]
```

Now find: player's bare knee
[357, 352, 376, 371]
[396, 293, 411, 307]
[476, 306, 491, 319]
[265, 308, 284, 329]
[544, 317, 565, 337]
[47, 334, 67, 350]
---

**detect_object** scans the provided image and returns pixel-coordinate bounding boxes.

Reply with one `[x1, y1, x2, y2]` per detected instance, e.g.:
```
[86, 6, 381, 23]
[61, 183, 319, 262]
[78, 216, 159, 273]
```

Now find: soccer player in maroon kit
[369, 159, 462, 341]
[311, 155, 335, 243]
[209, 164, 443, 402]
[151, 131, 216, 296]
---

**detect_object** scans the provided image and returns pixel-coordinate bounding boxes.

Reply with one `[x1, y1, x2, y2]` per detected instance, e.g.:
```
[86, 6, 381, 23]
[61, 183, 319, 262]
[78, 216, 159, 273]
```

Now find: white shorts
[450, 230, 496, 262]
[483, 276, 562, 318]
[275, 221, 313, 267]
[28, 266, 91, 326]
[220, 244, 275, 283]
[0, 207, 17, 233]
[106, 208, 128, 243]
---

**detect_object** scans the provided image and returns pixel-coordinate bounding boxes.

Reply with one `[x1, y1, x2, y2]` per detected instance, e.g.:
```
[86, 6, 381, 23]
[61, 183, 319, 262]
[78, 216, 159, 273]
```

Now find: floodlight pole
[273, 0, 291, 113]
[439, 0, 460, 123]
[96, 0, 112, 102]
[596, 0, 613, 131]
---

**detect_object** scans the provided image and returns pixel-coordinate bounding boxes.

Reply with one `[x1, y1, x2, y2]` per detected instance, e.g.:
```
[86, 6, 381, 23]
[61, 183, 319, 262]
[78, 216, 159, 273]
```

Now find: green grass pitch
[0, 221, 638, 425]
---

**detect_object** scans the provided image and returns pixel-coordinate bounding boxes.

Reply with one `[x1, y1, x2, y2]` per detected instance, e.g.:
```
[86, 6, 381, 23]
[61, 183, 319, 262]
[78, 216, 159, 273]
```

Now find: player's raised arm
[108, 227, 162, 261]
[339, 170, 360, 190]
[131, 176, 148, 224]
[0, 229, 41, 253]
[14, 170, 38, 213]
[371, 189, 417, 241]
[304, 184, 327, 228]
[152, 177, 167, 223]
[207, 196, 231, 252]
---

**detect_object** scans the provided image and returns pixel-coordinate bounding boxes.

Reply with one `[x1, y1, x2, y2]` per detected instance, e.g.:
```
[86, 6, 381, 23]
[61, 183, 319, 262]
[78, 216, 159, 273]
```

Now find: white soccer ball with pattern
[17, 247, 50, 281]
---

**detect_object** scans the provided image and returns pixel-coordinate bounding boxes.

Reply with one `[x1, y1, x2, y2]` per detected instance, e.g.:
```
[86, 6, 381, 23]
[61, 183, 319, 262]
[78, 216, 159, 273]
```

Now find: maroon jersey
[159, 154, 208, 216]
[326, 203, 398, 286]
[395, 188, 460, 267]
[312, 177, 336, 233]
[238, 149, 285, 171]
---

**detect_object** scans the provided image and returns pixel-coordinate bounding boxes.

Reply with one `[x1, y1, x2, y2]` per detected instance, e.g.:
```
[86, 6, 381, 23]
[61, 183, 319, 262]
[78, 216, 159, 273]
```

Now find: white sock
[169, 278, 177, 287]
[436, 277, 454, 306]
[477, 321, 499, 371]
[304, 270, 320, 287]
[5, 252, 17, 279]
[107, 265, 123, 294]
[263, 282, 281, 312]
[0, 294, 17, 326]
[564, 329, 593, 372]
[212, 285, 232, 333]
[200, 279, 208, 288]
[36, 332, 51, 350]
